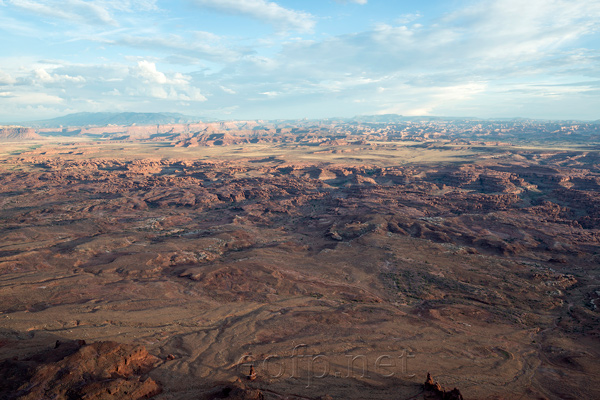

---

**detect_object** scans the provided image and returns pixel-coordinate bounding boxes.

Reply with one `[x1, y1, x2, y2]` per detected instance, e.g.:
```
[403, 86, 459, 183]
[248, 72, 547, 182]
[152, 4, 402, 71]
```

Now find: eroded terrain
[1, 123, 599, 399]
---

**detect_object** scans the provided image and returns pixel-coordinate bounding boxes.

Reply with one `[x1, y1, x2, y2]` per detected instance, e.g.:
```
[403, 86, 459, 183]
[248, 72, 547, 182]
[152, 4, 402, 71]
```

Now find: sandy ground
[1, 140, 599, 399]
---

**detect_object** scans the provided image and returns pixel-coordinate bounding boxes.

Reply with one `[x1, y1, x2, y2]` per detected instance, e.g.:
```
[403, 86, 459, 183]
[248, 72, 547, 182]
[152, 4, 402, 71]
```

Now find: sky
[0, 0, 599, 122]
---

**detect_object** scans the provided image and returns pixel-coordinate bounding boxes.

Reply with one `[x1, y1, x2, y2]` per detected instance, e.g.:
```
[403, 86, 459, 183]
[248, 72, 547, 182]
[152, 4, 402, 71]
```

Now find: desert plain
[0, 118, 599, 399]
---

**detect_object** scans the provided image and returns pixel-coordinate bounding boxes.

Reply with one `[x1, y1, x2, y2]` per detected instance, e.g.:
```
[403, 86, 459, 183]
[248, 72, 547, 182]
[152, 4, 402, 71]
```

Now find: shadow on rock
[0, 337, 161, 400]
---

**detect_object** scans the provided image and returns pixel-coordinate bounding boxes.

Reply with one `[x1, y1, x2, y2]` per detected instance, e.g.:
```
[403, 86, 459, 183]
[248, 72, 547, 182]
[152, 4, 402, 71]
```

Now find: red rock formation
[0, 340, 161, 400]
[0, 127, 42, 140]
[247, 365, 257, 381]
[424, 373, 464, 400]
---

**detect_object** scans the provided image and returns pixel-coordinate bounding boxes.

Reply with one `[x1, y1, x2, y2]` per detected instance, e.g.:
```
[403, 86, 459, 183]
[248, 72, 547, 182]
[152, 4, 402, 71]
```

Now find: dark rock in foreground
[0, 340, 161, 400]
[424, 373, 464, 400]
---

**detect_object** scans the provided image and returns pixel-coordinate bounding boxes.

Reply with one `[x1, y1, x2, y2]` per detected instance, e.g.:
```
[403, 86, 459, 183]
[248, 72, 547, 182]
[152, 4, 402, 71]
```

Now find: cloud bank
[0, 0, 598, 121]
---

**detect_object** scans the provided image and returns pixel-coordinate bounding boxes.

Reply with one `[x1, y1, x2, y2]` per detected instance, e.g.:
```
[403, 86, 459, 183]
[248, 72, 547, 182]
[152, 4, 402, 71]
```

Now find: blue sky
[0, 0, 599, 122]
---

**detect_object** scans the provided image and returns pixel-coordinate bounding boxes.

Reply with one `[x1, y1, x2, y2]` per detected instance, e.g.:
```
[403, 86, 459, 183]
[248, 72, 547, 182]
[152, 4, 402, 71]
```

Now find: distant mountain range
[11, 112, 599, 129]
[351, 114, 478, 123]
[22, 112, 206, 128]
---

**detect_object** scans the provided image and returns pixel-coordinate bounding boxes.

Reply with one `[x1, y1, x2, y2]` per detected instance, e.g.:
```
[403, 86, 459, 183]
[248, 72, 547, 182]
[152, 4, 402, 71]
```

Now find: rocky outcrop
[211, 381, 264, 400]
[424, 373, 464, 400]
[0, 127, 42, 141]
[0, 340, 161, 400]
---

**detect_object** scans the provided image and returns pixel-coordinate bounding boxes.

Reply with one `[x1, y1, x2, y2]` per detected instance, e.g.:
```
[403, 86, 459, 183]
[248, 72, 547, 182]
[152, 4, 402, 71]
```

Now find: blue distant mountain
[23, 112, 206, 128]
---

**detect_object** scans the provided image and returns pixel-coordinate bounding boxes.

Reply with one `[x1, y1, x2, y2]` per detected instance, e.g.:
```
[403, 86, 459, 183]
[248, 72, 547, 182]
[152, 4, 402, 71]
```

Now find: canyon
[0, 118, 599, 399]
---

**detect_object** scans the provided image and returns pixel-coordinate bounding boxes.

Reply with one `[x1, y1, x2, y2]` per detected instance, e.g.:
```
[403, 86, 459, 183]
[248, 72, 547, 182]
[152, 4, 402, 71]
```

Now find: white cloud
[0, 71, 16, 85]
[192, 0, 315, 33]
[396, 13, 421, 24]
[130, 84, 207, 102]
[443, 0, 600, 60]
[117, 34, 243, 64]
[33, 67, 85, 84]
[0, 91, 63, 104]
[378, 82, 487, 116]
[9, 0, 118, 26]
[1, 0, 599, 121]
[178, 87, 207, 102]
[335, 0, 367, 4]
[132, 60, 189, 85]
[7, 0, 158, 27]
[207, 0, 599, 119]
[130, 61, 207, 101]
[102, 0, 157, 12]
[103, 88, 120, 96]
[270, 0, 600, 83]
[220, 85, 236, 94]
[0, 58, 209, 121]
